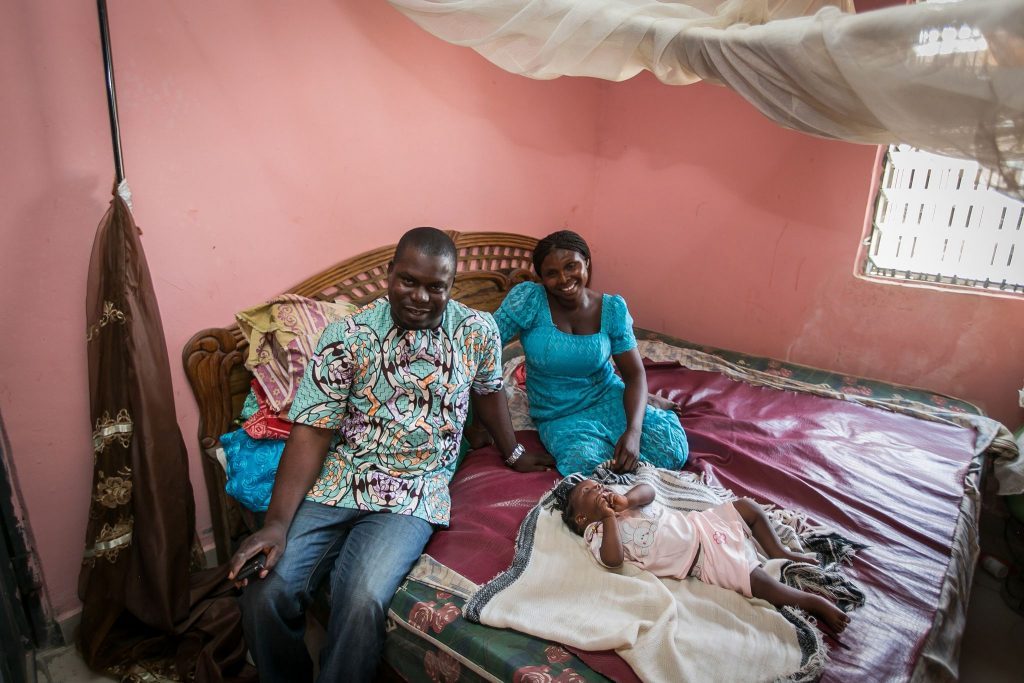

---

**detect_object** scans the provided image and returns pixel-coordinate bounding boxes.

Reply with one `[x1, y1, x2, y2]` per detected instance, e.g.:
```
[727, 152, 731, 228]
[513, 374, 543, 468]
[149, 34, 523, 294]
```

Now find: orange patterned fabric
[241, 380, 291, 440]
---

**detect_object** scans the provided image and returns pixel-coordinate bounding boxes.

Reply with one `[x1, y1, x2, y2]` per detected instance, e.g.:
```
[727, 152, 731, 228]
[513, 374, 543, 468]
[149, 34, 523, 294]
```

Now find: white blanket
[466, 467, 834, 682]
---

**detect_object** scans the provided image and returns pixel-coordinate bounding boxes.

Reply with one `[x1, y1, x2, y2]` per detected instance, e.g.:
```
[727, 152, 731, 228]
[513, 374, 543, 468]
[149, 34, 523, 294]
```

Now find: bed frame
[182, 230, 538, 564]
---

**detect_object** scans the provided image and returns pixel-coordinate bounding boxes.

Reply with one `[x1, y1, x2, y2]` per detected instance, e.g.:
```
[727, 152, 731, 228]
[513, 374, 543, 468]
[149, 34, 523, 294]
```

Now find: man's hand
[611, 428, 641, 473]
[509, 448, 557, 473]
[228, 521, 287, 587]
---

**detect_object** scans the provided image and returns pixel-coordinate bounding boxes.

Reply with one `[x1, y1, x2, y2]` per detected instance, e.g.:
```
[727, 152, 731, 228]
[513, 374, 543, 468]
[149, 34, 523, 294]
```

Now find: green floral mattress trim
[386, 577, 606, 683]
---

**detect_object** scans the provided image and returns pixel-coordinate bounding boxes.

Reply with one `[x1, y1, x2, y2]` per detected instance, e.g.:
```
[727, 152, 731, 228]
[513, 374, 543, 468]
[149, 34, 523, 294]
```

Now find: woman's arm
[610, 347, 647, 472]
[492, 282, 535, 344]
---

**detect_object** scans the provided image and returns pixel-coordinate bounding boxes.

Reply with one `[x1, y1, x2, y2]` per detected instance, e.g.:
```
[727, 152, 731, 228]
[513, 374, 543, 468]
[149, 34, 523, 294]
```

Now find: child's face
[570, 480, 626, 529]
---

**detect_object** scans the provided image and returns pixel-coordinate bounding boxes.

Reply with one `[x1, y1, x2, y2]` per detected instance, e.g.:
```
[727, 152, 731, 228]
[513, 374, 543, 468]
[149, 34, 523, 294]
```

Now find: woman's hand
[510, 448, 557, 473]
[228, 521, 287, 587]
[611, 428, 641, 473]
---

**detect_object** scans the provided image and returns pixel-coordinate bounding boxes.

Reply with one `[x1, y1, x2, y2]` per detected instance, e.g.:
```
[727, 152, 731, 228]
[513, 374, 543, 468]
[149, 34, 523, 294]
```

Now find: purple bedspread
[426, 362, 979, 682]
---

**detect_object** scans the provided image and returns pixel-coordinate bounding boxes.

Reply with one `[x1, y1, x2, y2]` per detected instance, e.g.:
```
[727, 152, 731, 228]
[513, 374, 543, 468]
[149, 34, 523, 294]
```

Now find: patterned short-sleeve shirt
[288, 297, 503, 526]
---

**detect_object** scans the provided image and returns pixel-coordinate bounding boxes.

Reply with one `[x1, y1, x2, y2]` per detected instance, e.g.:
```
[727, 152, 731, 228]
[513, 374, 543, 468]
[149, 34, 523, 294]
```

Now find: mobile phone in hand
[236, 552, 267, 582]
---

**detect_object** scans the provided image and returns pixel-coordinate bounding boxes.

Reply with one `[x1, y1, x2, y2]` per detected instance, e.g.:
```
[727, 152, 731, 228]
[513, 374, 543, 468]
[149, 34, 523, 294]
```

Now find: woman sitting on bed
[493, 230, 688, 475]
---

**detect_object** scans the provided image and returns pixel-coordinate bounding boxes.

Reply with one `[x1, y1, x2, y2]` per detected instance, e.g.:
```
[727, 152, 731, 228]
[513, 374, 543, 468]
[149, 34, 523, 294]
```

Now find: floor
[959, 567, 1024, 681]
[32, 615, 325, 683]
[32, 647, 112, 683]
[28, 567, 1024, 682]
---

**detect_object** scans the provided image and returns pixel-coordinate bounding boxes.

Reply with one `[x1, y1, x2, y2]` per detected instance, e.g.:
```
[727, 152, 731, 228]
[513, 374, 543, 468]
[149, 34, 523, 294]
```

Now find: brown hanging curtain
[79, 190, 255, 683]
[77, 2, 255, 680]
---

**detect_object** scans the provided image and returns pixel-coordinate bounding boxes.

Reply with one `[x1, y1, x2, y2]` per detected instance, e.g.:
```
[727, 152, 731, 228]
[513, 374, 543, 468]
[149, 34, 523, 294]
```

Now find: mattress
[383, 333, 986, 682]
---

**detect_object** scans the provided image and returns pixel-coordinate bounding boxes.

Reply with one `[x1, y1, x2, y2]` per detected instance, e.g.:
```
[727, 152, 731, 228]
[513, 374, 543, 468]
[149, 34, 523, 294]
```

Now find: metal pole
[97, 0, 125, 184]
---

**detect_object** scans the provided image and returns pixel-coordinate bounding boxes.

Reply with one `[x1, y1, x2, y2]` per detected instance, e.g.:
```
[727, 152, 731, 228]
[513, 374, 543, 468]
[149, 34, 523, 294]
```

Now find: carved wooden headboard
[182, 230, 538, 563]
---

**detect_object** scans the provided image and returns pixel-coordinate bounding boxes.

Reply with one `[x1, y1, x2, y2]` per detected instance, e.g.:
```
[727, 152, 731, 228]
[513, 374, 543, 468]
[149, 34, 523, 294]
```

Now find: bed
[182, 230, 1016, 682]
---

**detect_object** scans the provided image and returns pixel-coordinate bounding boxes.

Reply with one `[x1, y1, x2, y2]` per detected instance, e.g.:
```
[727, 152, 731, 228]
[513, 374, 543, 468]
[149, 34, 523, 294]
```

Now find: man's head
[387, 227, 458, 329]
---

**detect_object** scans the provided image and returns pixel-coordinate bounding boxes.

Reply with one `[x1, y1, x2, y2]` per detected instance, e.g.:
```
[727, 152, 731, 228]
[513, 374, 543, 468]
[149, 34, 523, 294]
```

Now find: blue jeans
[240, 501, 433, 683]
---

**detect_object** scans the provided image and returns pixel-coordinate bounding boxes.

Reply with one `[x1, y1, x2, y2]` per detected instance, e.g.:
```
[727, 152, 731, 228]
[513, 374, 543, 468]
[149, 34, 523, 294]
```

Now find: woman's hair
[532, 230, 591, 276]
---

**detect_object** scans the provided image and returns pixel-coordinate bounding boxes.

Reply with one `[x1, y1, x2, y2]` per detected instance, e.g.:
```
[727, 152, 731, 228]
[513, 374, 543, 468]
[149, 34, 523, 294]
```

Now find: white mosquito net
[389, 0, 1024, 192]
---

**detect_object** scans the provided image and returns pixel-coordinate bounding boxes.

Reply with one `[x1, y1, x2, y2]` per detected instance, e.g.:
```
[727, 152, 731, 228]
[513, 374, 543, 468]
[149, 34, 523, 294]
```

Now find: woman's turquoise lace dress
[494, 281, 688, 475]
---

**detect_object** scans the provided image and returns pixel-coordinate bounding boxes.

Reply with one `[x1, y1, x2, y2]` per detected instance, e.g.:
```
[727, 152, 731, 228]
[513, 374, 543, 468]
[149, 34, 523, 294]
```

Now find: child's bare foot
[805, 595, 849, 635]
[782, 549, 819, 565]
[646, 392, 681, 414]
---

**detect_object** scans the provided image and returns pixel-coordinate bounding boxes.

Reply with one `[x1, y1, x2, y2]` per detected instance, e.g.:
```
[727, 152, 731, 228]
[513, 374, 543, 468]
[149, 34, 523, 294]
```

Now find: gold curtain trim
[83, 518, 133, 563]
[116, 671, 172, 683]
[93, 409, 133, 454]
[120, 670, 176, 683]
[93, 466, 133, 509]
[86, 300, 127, 342]
[109, 662, 180, 683]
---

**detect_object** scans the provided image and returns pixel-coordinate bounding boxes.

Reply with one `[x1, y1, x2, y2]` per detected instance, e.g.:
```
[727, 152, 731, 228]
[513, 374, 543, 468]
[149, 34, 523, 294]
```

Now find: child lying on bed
[562, 479, 850, 635]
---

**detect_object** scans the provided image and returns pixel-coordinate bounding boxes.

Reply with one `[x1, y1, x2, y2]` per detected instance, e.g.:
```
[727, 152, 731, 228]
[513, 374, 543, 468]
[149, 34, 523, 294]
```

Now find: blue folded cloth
[220, 428, 285, 512]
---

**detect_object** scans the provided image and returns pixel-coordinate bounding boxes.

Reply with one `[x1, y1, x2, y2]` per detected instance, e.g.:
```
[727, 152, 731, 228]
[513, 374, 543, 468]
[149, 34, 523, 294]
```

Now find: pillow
[235, 294, 357, 412]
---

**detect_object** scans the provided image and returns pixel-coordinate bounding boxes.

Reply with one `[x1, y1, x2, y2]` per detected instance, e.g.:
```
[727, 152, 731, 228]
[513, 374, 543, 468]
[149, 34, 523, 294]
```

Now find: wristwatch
[504, 443, 525, 467]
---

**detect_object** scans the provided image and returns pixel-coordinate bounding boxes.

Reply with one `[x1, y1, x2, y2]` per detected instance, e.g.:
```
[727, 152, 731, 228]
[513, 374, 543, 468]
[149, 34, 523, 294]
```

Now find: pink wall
[587, 74, 1024, 429]
[0, 0, 598, 618]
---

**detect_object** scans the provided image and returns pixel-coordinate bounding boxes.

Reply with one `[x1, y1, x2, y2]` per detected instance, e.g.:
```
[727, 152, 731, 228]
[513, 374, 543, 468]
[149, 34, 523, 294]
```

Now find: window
[858, 0, 1024, 296]
[860, 145, 1024, 295]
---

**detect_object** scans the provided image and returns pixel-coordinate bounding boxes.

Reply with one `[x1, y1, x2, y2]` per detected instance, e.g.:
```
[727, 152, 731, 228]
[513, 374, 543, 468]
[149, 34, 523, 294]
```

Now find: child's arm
[613, 483, 655, 511]
[596, 498, 624, 567]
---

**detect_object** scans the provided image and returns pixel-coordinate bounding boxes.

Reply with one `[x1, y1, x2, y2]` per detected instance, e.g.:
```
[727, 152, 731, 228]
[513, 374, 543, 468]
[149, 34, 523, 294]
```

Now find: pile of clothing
[220, 294, 355, 510]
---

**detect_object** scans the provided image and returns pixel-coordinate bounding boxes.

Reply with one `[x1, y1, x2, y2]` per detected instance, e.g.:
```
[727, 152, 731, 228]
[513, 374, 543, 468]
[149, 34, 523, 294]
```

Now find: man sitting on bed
[228, 226, 555, 683]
